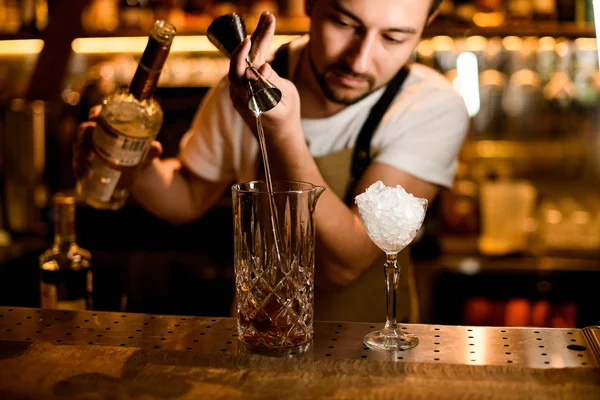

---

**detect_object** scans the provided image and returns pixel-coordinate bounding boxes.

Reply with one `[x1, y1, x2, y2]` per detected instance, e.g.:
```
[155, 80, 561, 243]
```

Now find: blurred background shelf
[1, 22, 598, 40]
[425, 21, 598, 39]
[0, 0, 599, 328]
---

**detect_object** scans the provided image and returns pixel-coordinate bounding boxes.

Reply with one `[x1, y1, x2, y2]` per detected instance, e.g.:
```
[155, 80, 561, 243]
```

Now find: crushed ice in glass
[355, 181, 427, 253]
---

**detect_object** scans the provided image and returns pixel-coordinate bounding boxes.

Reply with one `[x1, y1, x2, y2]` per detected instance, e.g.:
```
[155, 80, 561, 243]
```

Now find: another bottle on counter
[76, 20, 176, 210]
[39, 193, 92, 311]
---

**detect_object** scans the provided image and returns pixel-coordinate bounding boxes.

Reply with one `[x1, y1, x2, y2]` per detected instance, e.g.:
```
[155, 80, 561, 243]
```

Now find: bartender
[75, 0, 468, 323]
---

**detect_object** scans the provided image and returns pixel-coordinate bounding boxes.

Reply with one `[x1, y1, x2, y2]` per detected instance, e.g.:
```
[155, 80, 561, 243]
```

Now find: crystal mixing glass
[232, 181, 324, 349]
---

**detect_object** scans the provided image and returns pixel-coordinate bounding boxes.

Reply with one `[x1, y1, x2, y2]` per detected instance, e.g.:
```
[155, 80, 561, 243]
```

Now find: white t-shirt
[180, 36, 469, 189]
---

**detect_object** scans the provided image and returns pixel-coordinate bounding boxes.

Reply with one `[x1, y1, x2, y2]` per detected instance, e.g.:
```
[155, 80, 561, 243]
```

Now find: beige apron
[267, 44, 419, 323]
[312, 149, 420, 323]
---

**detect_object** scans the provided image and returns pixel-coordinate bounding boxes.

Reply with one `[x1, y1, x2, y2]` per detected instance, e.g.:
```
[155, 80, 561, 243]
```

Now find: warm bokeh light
[417, 39, 434, 58]
[465, 36, 488, 52]
[431, 35, 454, 52]
[555, 40, 571, 57]
[0, 39, 44, 55]
[574, 37, 598, 51]
[538, 36, 556, 52]
[72, 35, 300, 54]
[502, 36, 523, 51]
[472, 12, 505, 28]
[455, 52, 480, 117]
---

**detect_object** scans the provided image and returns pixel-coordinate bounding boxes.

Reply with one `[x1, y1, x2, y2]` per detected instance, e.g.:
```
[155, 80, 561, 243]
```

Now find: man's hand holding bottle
[72, 20, 175, 210]
[72, 105, 163, 193]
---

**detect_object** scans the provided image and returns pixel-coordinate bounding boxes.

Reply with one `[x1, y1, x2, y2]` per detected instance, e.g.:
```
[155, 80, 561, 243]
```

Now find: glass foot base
[363, 329, 419, 351]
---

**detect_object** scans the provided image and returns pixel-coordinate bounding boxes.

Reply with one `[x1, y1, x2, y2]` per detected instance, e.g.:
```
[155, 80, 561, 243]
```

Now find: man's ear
[426, 8, 440, 26]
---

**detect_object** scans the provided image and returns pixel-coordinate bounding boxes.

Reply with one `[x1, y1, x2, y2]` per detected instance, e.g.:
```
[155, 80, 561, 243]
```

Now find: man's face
[307, 0, 431, 105]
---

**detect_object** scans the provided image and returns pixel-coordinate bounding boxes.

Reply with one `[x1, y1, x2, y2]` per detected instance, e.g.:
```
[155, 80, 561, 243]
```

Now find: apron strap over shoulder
[271, 44, 290, 79]
[345, 65, 411, 205]
[270, 43, 411, 205]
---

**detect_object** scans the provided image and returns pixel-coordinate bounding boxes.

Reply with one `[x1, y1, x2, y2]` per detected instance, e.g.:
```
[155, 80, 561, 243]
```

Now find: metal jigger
[207, 13, 282, 116]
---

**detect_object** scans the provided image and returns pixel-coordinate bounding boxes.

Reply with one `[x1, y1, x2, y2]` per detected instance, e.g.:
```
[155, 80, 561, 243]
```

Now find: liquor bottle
[533, 0, 556, 21]
[20, 0, 49, 33]
[475, 0, 503, 12]
[505, 0, 533, 20]
[557, 0, 576, 21]
[20, 0, 36, 32]
[575, 0, 594, 23]
[76, 20, 176, 210]
[39, 193, 92, 310]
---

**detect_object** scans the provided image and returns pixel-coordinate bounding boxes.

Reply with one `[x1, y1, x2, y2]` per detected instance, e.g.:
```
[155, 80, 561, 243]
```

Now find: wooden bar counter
[0, 306, 599, 399]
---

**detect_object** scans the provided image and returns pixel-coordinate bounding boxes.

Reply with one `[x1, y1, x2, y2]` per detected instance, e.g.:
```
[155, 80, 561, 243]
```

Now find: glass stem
[383, 252, 400, 335]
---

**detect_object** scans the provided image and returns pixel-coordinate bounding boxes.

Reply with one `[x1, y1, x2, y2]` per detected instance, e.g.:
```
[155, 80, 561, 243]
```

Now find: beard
[308, 51, 377, 106]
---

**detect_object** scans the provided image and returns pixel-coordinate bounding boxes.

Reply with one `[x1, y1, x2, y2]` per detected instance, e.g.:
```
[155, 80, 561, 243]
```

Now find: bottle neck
[53, 195, 76, 246]
[54, 232, 76, 247]
[129, 21, 175, 101]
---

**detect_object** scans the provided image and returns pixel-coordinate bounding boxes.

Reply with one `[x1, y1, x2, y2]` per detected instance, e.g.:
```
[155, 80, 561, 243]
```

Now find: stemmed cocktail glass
[355, 182, 428, 351]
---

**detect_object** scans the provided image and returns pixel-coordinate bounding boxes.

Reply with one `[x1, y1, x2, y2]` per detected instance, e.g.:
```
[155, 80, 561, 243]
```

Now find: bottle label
[93, 119, 148, 167]
[83, 156, 122, 203]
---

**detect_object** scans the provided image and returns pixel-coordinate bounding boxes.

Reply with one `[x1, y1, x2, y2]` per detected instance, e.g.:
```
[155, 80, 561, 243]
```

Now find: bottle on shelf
[475, 0, 504, 13]
[542, 39, 577, 137]
[532, 0, 557, 21]
[502, 36, 544, 138]
[76, 20, 176, 210]
[575, 0, 595, 23]
[536, 36, 557, 85]
[20, 0, 36, 32]
[573, 38, 598, 107]
[505, 0, 534, 21]
[39, 193, 92, 311]
[453, 0, 478, 23]
[557, 0, 577, 22]
[556, 1, 595, 22]
[0, 0, 22, 33]
[472, 37, 507, 139]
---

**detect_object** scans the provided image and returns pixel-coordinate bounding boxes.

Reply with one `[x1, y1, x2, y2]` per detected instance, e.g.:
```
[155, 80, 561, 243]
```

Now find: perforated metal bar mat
[0, 307, 597, 368]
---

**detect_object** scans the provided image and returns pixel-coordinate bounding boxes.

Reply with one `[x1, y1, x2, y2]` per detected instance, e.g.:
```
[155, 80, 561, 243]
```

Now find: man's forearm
[131, 158, 226, 225]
